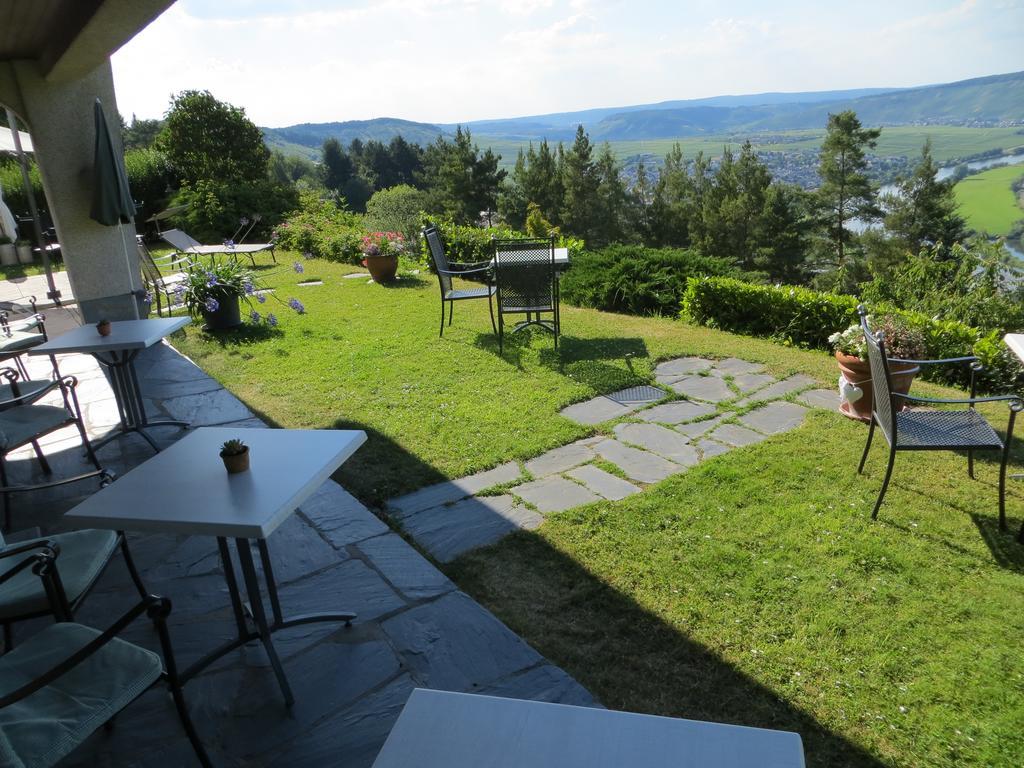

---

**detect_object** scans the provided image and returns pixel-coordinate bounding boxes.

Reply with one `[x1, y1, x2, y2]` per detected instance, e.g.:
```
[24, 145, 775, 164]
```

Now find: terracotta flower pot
[221, 448, 250, 474]
[363, 255, 398, 283]
[96, 320, 112, 337]
[835, 351, 918, 422]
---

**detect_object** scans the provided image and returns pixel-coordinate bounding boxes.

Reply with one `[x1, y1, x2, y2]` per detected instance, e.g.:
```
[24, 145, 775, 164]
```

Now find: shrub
[273, 192, 365, 264]
[365, 185, 427, 244]
[124, 148, 175, 223]
[562, 245, 747, 317]
[170, 179, 298, 243]
[681, 276, 1022, 391]
[0, 157, 44, 218]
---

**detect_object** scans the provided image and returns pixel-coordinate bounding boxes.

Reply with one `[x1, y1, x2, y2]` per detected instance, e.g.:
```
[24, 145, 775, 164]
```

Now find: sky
[111, 0, 1024, 128]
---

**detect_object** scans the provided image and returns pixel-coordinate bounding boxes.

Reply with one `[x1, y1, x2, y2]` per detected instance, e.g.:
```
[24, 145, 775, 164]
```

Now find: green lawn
[954, 165, 1024, 236]
[170, 254, 1024, 767]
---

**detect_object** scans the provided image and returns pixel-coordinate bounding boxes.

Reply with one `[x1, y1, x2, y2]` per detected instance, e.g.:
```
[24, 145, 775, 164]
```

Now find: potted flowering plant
[360, 231, 404, 283]
[829, 315, 926, 422]
[220, 438, 250, 474]
[178, 257, 308, 331]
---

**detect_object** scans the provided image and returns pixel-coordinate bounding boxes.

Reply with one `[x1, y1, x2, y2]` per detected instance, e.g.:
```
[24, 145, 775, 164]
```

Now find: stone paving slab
[697, 439, 731, 459]
[740, 401, 808, 435]
[388, 462, 521, 518]
[736, 374, 817, 405]
[400, 494, 542, 563]
[559, 385, 665, 426]
[613, 423, 699, 466]
[668, 375, 735, 403]
[636, 400, 716, 424]
[357, 533, 456, 600]
[654, 357, 713, 379]
[565, 464, 641, 500]
[299, 480, 390, 549]
[477, 663, 600, 707]
[606, 385, 666, 406]
[712, 357, 765, 375]
[593, 439, 683, 483]
[382, 591, 545, 691]
[524, 440, 595, 477]
[161, 387, 255, 426]
[732, 372, 776, 393]
[510, 475, 601, 513]
[799, 388, 839, 409]
[675, 413, 733, 439]
[709, 423, 769, 447]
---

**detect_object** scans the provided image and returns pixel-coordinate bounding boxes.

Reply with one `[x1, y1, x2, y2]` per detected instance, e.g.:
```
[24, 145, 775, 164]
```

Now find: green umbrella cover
[89, 99, 136, 226]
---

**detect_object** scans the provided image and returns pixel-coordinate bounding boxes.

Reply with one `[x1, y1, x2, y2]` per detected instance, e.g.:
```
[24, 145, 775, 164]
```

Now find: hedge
[561, 245, 748, 317]
[273, 193, 365, 264]
[681, 276, 1022, 392]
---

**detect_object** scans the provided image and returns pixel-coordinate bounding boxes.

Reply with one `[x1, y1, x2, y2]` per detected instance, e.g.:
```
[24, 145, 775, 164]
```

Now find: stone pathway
[386, 357, 837, 563]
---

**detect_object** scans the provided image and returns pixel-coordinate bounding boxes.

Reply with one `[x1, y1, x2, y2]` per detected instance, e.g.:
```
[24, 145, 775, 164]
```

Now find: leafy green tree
[561, 126, 600, 242]
[501, 139, 564, 229]
[156, 90, 269, 184]
[420, 127, 506, 224]
[268, 151, 318, 187]
[649, 144, 694, 246]
[365, 184, 427, 243]
[122, 115, 164, 150]
[593, 143, 629, 246]
[883, 139, 967, 253]
[321, 138, 355, 193]
[753, 183, 811, 283]
[813, 110, 881, 288]
[628, 159, 655, 244]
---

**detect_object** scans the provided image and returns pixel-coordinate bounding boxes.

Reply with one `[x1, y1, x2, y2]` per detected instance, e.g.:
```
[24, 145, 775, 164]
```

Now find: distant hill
[262, 71, 1024, 156]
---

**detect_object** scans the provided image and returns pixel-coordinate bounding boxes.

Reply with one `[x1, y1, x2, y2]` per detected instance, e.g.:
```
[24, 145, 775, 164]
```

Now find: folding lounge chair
[161, 227, 277, 266]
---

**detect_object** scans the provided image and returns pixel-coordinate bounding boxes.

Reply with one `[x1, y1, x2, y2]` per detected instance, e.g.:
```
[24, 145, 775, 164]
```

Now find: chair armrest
[888, 356, 978, 366]
[0, 377, 61, 408]
[894, 392, 1024, 408]
[0, 595, 163, 707]
[437, 265, 491, 276]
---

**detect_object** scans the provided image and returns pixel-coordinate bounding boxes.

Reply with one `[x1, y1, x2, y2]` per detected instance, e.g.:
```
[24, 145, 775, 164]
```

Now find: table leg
[235, 537, 295, 707]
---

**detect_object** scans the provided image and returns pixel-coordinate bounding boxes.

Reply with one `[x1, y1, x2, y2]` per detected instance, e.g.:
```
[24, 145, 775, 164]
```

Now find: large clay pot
[201, 296, 242, 330]
[835, 351, 918, 422]
[362, 255, 398, 283]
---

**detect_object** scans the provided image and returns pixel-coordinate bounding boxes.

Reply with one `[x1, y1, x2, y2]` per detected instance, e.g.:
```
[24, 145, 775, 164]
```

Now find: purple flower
[243, 279, 255, 295]
[204, 297, 220, 313]
[256, 293, 266, 304]
[288, 298, 305, 314]
[249, 310, 261, 323]
[223, 239, 235, 249]
[143, 291, 153, 303]
[174, 283, 186, 296]
[266, 313, 278, 327]
[293, 261, 304, 274]
[302, 251, 313, 260]
[205, 271, 218, 287]
[364, 243, 381, 257]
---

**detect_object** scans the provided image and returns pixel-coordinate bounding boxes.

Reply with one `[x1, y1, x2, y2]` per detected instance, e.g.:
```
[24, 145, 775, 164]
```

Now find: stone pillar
[5, 60, 141, 321]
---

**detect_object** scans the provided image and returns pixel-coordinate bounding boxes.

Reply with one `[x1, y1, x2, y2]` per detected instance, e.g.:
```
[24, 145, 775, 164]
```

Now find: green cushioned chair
[0, 305, 47, 381]
[0, 527, 148, 651]
[0, 368, 106, 532]
[0, 585, 211, 767]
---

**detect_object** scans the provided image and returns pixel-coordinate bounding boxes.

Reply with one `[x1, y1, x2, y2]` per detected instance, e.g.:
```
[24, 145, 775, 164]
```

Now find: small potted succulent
[829, 315, 926, 422]
[220, 438, 250, 474]
[0, 236, 16, 266]
[15, 239, 33, 264]
[96, 318, 112, 337]
[360, 231, 404, 283]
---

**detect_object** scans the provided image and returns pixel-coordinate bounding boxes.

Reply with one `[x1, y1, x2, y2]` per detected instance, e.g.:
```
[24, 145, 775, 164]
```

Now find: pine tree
[561, 126, 600, 242]
[883, 139, 967, 254]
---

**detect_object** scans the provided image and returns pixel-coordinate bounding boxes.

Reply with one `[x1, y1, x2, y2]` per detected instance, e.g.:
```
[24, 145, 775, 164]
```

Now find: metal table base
[91, 348, 188, 453]
[180, 537, 356, 706]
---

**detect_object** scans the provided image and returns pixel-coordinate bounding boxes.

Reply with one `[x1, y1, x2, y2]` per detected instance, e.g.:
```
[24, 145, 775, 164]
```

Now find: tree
[561, 126, 600, 242]
[883, 139, 967, 254]
[122, 115, 163, 150]
[813, 110, 881, 288]
[649, 144, 693, 247]
[321, 138, 355, 192]
[420, 127, 506, 224]
[156, 90, 270, 184]
[593, 143, 629, 246]
[365, 184, 428, 243]
[500, 139, 564, 229]
[268, 151, 318, 187]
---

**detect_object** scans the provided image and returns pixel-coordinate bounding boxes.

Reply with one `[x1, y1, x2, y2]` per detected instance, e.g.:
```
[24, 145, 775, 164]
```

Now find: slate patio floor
[6, 309, 595, 768]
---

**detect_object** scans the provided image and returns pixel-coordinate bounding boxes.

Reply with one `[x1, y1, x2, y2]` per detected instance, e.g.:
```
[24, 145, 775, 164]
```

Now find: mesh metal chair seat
[423, 226, 496, 337]
[856, 305, 1022, 536]
[492, 236, 560, 355]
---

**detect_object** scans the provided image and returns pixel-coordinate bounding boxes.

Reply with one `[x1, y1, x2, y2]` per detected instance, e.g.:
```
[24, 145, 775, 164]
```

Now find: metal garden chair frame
[856, 305, 1023, 536]
[138, 242, 188, 318]
[0, 367, 105, 532]
[492, 237, 559, 355]
[423, 225, 496, 337]
[0, 563, 212, 767]
[0, 298, 46, 380]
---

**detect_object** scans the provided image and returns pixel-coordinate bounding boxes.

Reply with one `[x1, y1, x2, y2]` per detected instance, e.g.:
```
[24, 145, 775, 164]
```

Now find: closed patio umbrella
[0, 180, 16, 241]
[89, 98, 140, 319]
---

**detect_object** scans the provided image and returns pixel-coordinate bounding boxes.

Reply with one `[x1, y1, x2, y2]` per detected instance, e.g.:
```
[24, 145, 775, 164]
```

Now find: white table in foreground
[1004, 333, 1024, 364]
[488, 247, 570, 268]
[29, 317, 191, 453]
[372, 689, 806, 768]
[65, 426, 367, 705]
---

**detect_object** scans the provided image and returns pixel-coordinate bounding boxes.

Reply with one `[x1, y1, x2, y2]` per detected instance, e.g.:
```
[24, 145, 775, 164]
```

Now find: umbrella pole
[5, 108, 60, 306]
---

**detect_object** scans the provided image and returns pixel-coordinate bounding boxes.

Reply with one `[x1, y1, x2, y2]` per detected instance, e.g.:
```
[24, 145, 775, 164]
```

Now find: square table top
[30, 317, 190, 356]
[1004, 333, 1024, 364]
[372, 689, 805, 768]
[64, 427, 366, 539]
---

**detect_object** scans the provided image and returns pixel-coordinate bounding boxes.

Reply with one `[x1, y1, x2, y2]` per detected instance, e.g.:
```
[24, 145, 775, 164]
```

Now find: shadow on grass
[448, 529, 887, 768]
[195, 322, 285, 348]
[377, 273, 431, 290]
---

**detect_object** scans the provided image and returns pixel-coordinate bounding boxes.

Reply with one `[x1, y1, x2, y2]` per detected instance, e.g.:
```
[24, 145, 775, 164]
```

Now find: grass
[170, 252, 1024, 767]
[954, 165, 1024, 236]
[480, 126, 1024, 168]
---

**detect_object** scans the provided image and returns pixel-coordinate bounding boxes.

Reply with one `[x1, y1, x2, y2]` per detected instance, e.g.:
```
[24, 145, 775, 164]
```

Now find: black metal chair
[0, 368, 106, 532]
[138, 242, 187, 318]
[422, 225, 496, 337]
[0, 299, 47, 381]
[492, 237, 559, 355]
[856, 305, 1022, 535]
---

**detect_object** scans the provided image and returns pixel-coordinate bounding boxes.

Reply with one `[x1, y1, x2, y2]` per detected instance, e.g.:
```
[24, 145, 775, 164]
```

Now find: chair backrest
[493, 237, 556, 313]
[137, 243, 163, 287]
[859, 306, 897, 442]
[423, 226, 452, 294]
[160, 229, 200, 251]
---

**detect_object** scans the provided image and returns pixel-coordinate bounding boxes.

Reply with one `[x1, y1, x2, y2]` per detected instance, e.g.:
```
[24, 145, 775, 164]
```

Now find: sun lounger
[160, 228, 276, 265]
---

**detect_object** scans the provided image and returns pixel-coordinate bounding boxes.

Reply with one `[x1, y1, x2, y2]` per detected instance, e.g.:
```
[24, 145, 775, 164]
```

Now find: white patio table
[64, 426, 367, 706]
[372, 689, 806, 768]
[29, 317, 190, 452]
